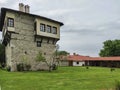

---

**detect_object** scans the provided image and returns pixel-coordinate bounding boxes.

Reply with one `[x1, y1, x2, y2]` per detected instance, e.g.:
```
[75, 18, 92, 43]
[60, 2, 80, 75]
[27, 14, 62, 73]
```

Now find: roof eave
[0, 8, 6, 31]
[0, 7, 64, 27]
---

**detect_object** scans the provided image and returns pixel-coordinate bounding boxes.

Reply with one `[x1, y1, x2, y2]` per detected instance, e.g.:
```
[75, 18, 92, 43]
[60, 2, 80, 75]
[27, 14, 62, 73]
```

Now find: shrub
[111, 68, 115, 72]
[6, 66, 11, 71]
[86, 66, 89, 69]
[115, 80, 120, 90]
[17, 63, 31, 71]
[25, 64, 31, 71]
[0, 64, 1, 68]
[52, 64, 57, 70]
[17, 63, 24, 71]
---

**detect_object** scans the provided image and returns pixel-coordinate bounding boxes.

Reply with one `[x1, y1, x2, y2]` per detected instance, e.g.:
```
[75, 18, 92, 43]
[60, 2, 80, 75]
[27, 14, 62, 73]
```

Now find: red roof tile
[67, 55, 90, 61]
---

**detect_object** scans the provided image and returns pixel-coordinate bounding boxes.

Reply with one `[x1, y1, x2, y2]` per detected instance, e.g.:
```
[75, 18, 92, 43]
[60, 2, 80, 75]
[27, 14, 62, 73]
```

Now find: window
[52, 27, 57, 34]
[40, 24, 45, 32]
[34, 22, 36, 31]
[44, 52, 46, 55]
[52, 39, 56, 45]
[47, 38, 50, 44]
[47, 25, 51, 33]
[7, 18, 14, 27]
[25, 51, 27, 54]
[76, 62, 79, 64]
[37, 41, 41, 47]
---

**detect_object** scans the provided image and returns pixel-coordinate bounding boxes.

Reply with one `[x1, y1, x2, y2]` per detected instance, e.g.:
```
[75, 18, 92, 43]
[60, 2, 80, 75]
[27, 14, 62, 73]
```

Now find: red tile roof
[89, 57, 120, 61]
[67, 55, 90, 61]
[67, 55, 120, 61]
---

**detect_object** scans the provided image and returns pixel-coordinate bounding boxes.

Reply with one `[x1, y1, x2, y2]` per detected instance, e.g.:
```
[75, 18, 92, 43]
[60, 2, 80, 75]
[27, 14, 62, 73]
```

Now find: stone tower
[0, 3, 63, 71]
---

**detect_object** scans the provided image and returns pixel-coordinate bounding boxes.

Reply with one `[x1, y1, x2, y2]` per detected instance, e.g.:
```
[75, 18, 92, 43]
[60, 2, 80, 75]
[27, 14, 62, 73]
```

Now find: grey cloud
[59, 19, 120, 56]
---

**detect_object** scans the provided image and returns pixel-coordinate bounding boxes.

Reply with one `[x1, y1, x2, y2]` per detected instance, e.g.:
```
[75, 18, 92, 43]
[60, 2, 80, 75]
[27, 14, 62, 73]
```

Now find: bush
[6, 66, 11, 71]
[115, 80, 120, 90]
[1, 63, 5, 68]
[17, 63, 24, 71]
[86, 66, 89, 69]
[25, 64, 31, 71]
[17, 63, 31, 71]
[111, 68, 115, 72]
[0, 63, 5, 69]
[0, 64, 1, 68]
[52, 64, 57, 70]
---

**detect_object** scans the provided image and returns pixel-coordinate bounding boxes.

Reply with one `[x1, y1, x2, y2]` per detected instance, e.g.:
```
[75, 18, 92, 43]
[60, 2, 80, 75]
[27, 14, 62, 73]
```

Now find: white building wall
[73, 61, 85, 66]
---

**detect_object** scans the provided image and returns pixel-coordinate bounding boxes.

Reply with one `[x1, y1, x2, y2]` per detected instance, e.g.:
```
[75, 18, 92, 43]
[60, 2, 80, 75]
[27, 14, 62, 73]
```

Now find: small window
[52, 39, 56, 45]
[76, 62, 79, 64]
[47, 25, 51, 33]
[40, 24, 45, 32]
[47, 38, 50, 44]
[34, 22, 36, 31]
[52, 27, 57, 34]
[7, 18, 14, 27]
[37, 41, 41, 47]
[44, 52, 46, 55]
[25, 51, 27, 54]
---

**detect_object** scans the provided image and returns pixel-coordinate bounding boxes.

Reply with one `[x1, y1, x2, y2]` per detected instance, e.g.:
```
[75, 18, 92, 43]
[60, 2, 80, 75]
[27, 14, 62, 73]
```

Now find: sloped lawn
[0, 67, 120, 90]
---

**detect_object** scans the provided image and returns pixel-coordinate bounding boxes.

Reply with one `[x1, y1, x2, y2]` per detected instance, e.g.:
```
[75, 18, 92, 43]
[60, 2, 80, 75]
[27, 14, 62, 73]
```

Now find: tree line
[99, 39, 120, 57]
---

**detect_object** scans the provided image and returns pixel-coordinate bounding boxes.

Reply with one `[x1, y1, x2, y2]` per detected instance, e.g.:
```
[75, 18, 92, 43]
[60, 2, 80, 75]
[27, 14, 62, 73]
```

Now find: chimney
[25, 5, 30, 13]
[19, 3, 25, 12]
[73, 53, 76, 55]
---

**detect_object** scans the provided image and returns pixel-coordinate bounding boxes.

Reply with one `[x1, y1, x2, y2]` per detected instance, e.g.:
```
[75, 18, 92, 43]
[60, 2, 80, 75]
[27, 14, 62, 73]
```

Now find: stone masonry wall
[9, 13, 56, 71]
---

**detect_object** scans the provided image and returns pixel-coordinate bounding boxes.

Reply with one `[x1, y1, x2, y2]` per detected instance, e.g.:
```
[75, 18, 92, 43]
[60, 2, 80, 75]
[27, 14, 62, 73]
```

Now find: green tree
[36, 52, 54, 72]
[0, 43, 5, 67]
[57, 51, 69, 56]
[99, 39, 120, 57]
[53, 50, 69, 67]
[36, 52, 46, 62]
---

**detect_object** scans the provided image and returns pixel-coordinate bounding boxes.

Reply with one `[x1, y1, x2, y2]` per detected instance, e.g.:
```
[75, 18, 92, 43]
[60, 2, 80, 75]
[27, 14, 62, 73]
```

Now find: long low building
[60, 54, 120, 68]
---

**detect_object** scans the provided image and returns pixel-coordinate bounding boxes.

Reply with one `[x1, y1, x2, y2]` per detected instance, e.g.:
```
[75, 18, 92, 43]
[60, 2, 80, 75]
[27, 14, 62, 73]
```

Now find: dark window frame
[52, 27, 57, 34]
[34, 22, 36, 31]
[40, 23, 45, 32]
[76, 61, 79, 64]
[37, 41, 41, 47]
[7, 17, 14, 27]
[52, 39, 56, 45]
[47, 25, 51, 33]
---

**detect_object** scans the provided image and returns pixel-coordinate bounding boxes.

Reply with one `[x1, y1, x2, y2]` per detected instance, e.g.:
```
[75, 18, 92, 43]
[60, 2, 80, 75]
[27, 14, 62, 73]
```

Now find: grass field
[0, 67, 120, 90]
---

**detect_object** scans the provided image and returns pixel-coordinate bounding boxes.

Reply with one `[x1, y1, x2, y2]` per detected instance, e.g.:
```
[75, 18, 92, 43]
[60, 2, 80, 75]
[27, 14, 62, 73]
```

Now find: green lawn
[0, 67, 120, 90]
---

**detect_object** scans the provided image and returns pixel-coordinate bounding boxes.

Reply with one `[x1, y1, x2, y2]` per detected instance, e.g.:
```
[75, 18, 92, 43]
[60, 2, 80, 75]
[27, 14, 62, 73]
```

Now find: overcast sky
[0, 0, 120, 56]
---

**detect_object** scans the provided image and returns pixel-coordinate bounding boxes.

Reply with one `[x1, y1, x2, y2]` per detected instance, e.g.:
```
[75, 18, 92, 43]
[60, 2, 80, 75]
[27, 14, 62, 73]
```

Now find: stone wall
[7, 12, 57, 71]
[59, 60, 69, 66]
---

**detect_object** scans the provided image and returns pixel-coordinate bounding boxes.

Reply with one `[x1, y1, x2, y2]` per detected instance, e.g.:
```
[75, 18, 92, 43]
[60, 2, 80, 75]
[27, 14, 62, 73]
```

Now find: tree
[36, 52, 46, 62]
[36, 52, 57, 72]
[0, 43, 5, 67]
[36, 44, 69, 71]
[99, 39, 120, 57]
[36, 45, 60, 71]
[53, 50, 69, 67]
[57, 51, 69, 56]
